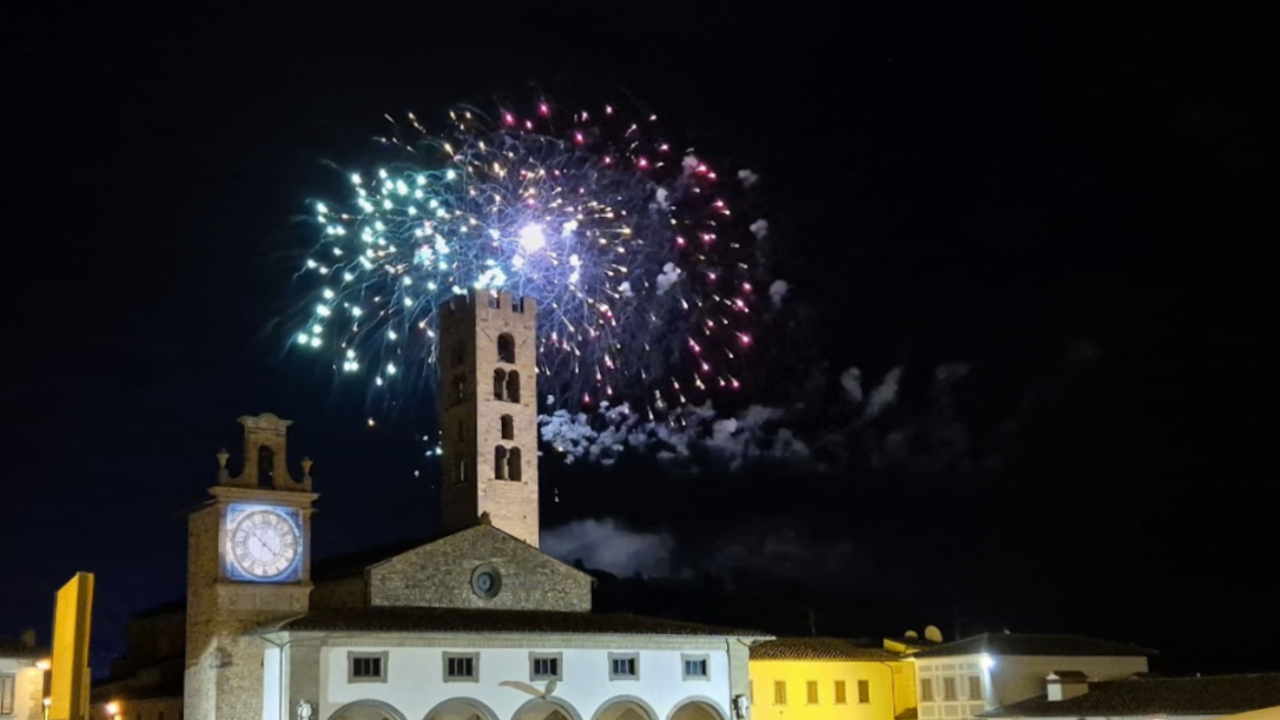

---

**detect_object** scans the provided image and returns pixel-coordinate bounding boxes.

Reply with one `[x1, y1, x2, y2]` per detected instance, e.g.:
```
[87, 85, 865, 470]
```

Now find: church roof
[751, 637, 903, 661]
[311, 524, 592, 583]
[260, 606, 770, 638]
[979, 672, 1280, 717]
[910, 632, 1157, 659]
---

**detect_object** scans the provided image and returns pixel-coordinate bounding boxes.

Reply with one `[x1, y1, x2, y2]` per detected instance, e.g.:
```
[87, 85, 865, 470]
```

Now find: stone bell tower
[184, 413, 317, 720]
[438, 291, 540, 546]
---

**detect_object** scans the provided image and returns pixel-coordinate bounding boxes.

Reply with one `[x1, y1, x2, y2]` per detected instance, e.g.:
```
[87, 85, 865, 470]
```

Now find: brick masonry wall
[439, 292, 541, 546]
[309, 576, 367, 609]
[368, 525, 590, 611]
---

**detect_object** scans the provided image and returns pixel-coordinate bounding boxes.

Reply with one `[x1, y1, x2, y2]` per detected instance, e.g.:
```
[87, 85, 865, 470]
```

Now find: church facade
[173, 291, 768, 720]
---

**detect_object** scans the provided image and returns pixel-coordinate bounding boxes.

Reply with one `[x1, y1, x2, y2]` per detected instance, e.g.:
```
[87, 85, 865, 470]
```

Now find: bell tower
[438, 290, 540, 546]
[184, 413, 317, 720]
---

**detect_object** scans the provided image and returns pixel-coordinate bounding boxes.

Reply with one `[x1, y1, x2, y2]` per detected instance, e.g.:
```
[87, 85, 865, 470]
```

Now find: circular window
[471, 564, 502, 599]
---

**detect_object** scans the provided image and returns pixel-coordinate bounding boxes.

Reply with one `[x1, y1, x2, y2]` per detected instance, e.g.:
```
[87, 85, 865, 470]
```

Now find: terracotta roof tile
[264, 607, 770, 638]
[751, 637, 903, 661]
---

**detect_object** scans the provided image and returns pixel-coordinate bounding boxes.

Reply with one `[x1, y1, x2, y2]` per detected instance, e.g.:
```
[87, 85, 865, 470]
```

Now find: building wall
[277, 635, 737, 720]
[891, 661, 916, 717]
[748, 660, 896, 720]
[367, 526, 591, 611]
[915, 654, 1149, 719]
[0, 657, 44, 720]
[988, 655, 1148, 708]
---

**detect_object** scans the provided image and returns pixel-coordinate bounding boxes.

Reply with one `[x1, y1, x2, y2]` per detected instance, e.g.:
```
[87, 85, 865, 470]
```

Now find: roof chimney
[20, 628, 36, 648]
[1046, 671, 1090, 701]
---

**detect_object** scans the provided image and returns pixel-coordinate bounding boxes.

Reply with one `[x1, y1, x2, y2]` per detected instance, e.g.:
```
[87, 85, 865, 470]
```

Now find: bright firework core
[518, 223, 547, 253]
[295, 99, 767, 414]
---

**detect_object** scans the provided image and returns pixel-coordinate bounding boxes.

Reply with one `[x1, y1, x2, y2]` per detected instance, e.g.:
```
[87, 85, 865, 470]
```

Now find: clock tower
[184, 413, 317, 720]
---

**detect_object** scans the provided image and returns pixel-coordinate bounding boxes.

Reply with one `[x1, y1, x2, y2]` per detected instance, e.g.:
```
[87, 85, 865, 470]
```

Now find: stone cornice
[260, 631, 741, 652]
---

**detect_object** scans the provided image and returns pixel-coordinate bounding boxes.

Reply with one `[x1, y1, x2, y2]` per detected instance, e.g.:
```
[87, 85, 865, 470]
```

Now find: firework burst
[294, 97, 765, 416]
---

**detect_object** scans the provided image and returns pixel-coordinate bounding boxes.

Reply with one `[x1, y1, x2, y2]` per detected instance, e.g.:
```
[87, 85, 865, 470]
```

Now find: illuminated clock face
[227, 507, 301, 581]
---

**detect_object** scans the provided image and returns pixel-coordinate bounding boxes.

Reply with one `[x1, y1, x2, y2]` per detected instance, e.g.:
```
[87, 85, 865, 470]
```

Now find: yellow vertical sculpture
[49, 572, 94, 720]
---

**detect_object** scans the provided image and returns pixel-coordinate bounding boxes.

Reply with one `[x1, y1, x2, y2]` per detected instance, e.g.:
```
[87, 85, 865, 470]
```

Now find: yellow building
[749, 638, 916, 720]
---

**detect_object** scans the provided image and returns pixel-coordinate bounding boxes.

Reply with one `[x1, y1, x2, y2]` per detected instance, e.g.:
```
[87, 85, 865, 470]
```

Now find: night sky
[4, 4, 1275, 677]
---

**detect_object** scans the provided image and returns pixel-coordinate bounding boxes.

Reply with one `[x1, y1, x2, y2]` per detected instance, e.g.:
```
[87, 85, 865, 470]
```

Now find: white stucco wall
[988, 655, 1148, 707]
[1, 657, 43, 720]
[301, 638, 736, 720]
[915, 654, 1149, 719]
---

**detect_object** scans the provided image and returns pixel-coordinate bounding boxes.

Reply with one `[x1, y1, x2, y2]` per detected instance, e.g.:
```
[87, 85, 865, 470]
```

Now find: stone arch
[508, 447, 522, 482]
[500, 414, 515, 440]
[506, 370, 521, 403]
[495, 445, 508, 480]
[423, 698, 502, 720]
[257, 444, 275, 486]
[327, 699, 410, 720]
[591, 696, 660, 720]
[512, 697, 585, 720]
[493, 369, 507, 400]
[498, 333, 516, 363]
[666, 698, 727, 720]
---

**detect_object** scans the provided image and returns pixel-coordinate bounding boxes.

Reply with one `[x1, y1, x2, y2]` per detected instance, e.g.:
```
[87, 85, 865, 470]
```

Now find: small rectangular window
[858, 679, 870, 704]
[806, 680, 819, 704]
[348, 652, 388, 683]
[444, 652, 478, 681]
[530, 653, 562, 680]
[774, 680, 787, 705]
[967, 675, 983, 700]
[920, 678, 934, 702]
[834, 680, 847, 704]
[943, 677, 957, 701]
[682, 654, 709, 680]
[609, 653, 639, 680]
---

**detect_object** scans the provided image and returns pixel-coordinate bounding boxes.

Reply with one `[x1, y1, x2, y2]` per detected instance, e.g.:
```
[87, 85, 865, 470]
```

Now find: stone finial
[216, 447, 230, 481]
[300, 456, 313, 481]
[478, 511, 492, 525]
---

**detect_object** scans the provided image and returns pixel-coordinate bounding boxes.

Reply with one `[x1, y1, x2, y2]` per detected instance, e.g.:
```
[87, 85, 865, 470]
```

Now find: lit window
[834, 680, 847, 704]
[348, 652, 387, 683]
[682, 655, 709, 680]
[445, 653, 478, 681]
[806, 681, 818, 704]
[773, 680, 787, 705]
[920, 678, 934, 702]
[530, 653, 562, 681]
[968, 675, 983, 700]
[610, 653, 639, 680]
[943, 677, 957, 701]
[858, 680, 870, 704]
